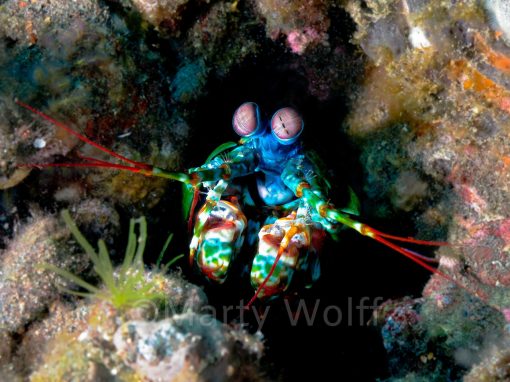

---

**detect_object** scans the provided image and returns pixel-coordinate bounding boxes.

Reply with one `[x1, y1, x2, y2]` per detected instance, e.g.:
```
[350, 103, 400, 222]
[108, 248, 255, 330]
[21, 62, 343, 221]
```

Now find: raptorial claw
[189, 183, 246, 283]
[247, 208, 323, 307]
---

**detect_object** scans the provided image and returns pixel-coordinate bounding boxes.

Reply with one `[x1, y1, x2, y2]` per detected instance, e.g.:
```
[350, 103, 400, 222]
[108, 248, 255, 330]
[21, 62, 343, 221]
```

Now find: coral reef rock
[0, 213, 88, 333]
[346, 0, 510, 380]
[114, 314, 264, 381]
[29, 274, 263, 381]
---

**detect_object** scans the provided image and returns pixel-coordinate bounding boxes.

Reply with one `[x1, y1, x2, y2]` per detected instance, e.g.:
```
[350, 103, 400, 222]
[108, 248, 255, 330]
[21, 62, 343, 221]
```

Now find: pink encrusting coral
[253, 0, 331, 54]
[287, 27, 325, 54]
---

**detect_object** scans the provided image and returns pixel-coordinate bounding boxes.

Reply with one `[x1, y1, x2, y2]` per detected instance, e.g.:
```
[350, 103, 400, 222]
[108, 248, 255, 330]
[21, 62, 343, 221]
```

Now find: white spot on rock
[409, 27, 431, 49]
[33, 138, 46, 149]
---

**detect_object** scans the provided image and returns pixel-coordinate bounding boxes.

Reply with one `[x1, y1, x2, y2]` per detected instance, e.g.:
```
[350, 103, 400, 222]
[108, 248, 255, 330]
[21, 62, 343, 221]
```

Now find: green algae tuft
[46, 209, 170, 311]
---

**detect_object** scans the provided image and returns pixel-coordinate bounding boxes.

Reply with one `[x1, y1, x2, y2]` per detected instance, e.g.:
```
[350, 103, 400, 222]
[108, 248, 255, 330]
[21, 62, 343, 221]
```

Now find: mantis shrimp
[16, 100, 451, 307]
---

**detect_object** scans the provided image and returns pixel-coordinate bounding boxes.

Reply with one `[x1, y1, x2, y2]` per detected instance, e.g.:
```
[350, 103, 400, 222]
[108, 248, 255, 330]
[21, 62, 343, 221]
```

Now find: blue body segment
[252, 130, 301, 172]
[244, 129, 302, 206]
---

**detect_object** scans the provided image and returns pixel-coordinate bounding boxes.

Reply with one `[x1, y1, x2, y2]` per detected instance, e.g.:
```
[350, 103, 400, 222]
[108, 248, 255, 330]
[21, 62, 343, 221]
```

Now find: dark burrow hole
[162, 56, 435, 381]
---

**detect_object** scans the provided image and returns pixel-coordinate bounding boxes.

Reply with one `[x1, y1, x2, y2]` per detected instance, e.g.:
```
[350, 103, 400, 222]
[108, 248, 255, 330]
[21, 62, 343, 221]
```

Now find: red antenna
[16, 100, 190, 183]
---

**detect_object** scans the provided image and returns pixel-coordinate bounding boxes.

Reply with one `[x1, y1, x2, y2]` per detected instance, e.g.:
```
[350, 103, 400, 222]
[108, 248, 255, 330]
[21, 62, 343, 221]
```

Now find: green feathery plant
[45, 209, 182, 310]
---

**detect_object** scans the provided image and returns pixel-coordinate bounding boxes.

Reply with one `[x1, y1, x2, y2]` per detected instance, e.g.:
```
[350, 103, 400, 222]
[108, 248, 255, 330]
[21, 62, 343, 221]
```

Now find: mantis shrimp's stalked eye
[270, 107, 304, 145]
[232, 102, 262, 137]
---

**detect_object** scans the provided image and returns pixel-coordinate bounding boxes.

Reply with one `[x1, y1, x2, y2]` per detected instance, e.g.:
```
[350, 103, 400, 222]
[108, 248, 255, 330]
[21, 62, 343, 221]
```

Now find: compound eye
[232, 102, 261, 137]
[271, 107, 303, 144]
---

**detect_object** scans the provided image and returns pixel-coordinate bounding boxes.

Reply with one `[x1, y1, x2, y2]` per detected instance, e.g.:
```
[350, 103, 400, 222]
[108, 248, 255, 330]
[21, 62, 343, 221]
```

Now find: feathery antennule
[16, 101, 193, 186]
[368, 227, 504, 313]
[402, 247, 440, 264]
[370, 234, 442, 275]
[18, 161, 150, 175]
[367, 226, 450, 247]
[75, 153, 106, 164]
[15, 100, 152, 172]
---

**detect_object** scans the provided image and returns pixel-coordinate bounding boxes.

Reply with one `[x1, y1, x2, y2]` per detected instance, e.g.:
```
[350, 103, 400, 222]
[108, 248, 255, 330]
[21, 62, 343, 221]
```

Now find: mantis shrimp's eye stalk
[270, 107, 304, 145]
[232, 102, 262, 137]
